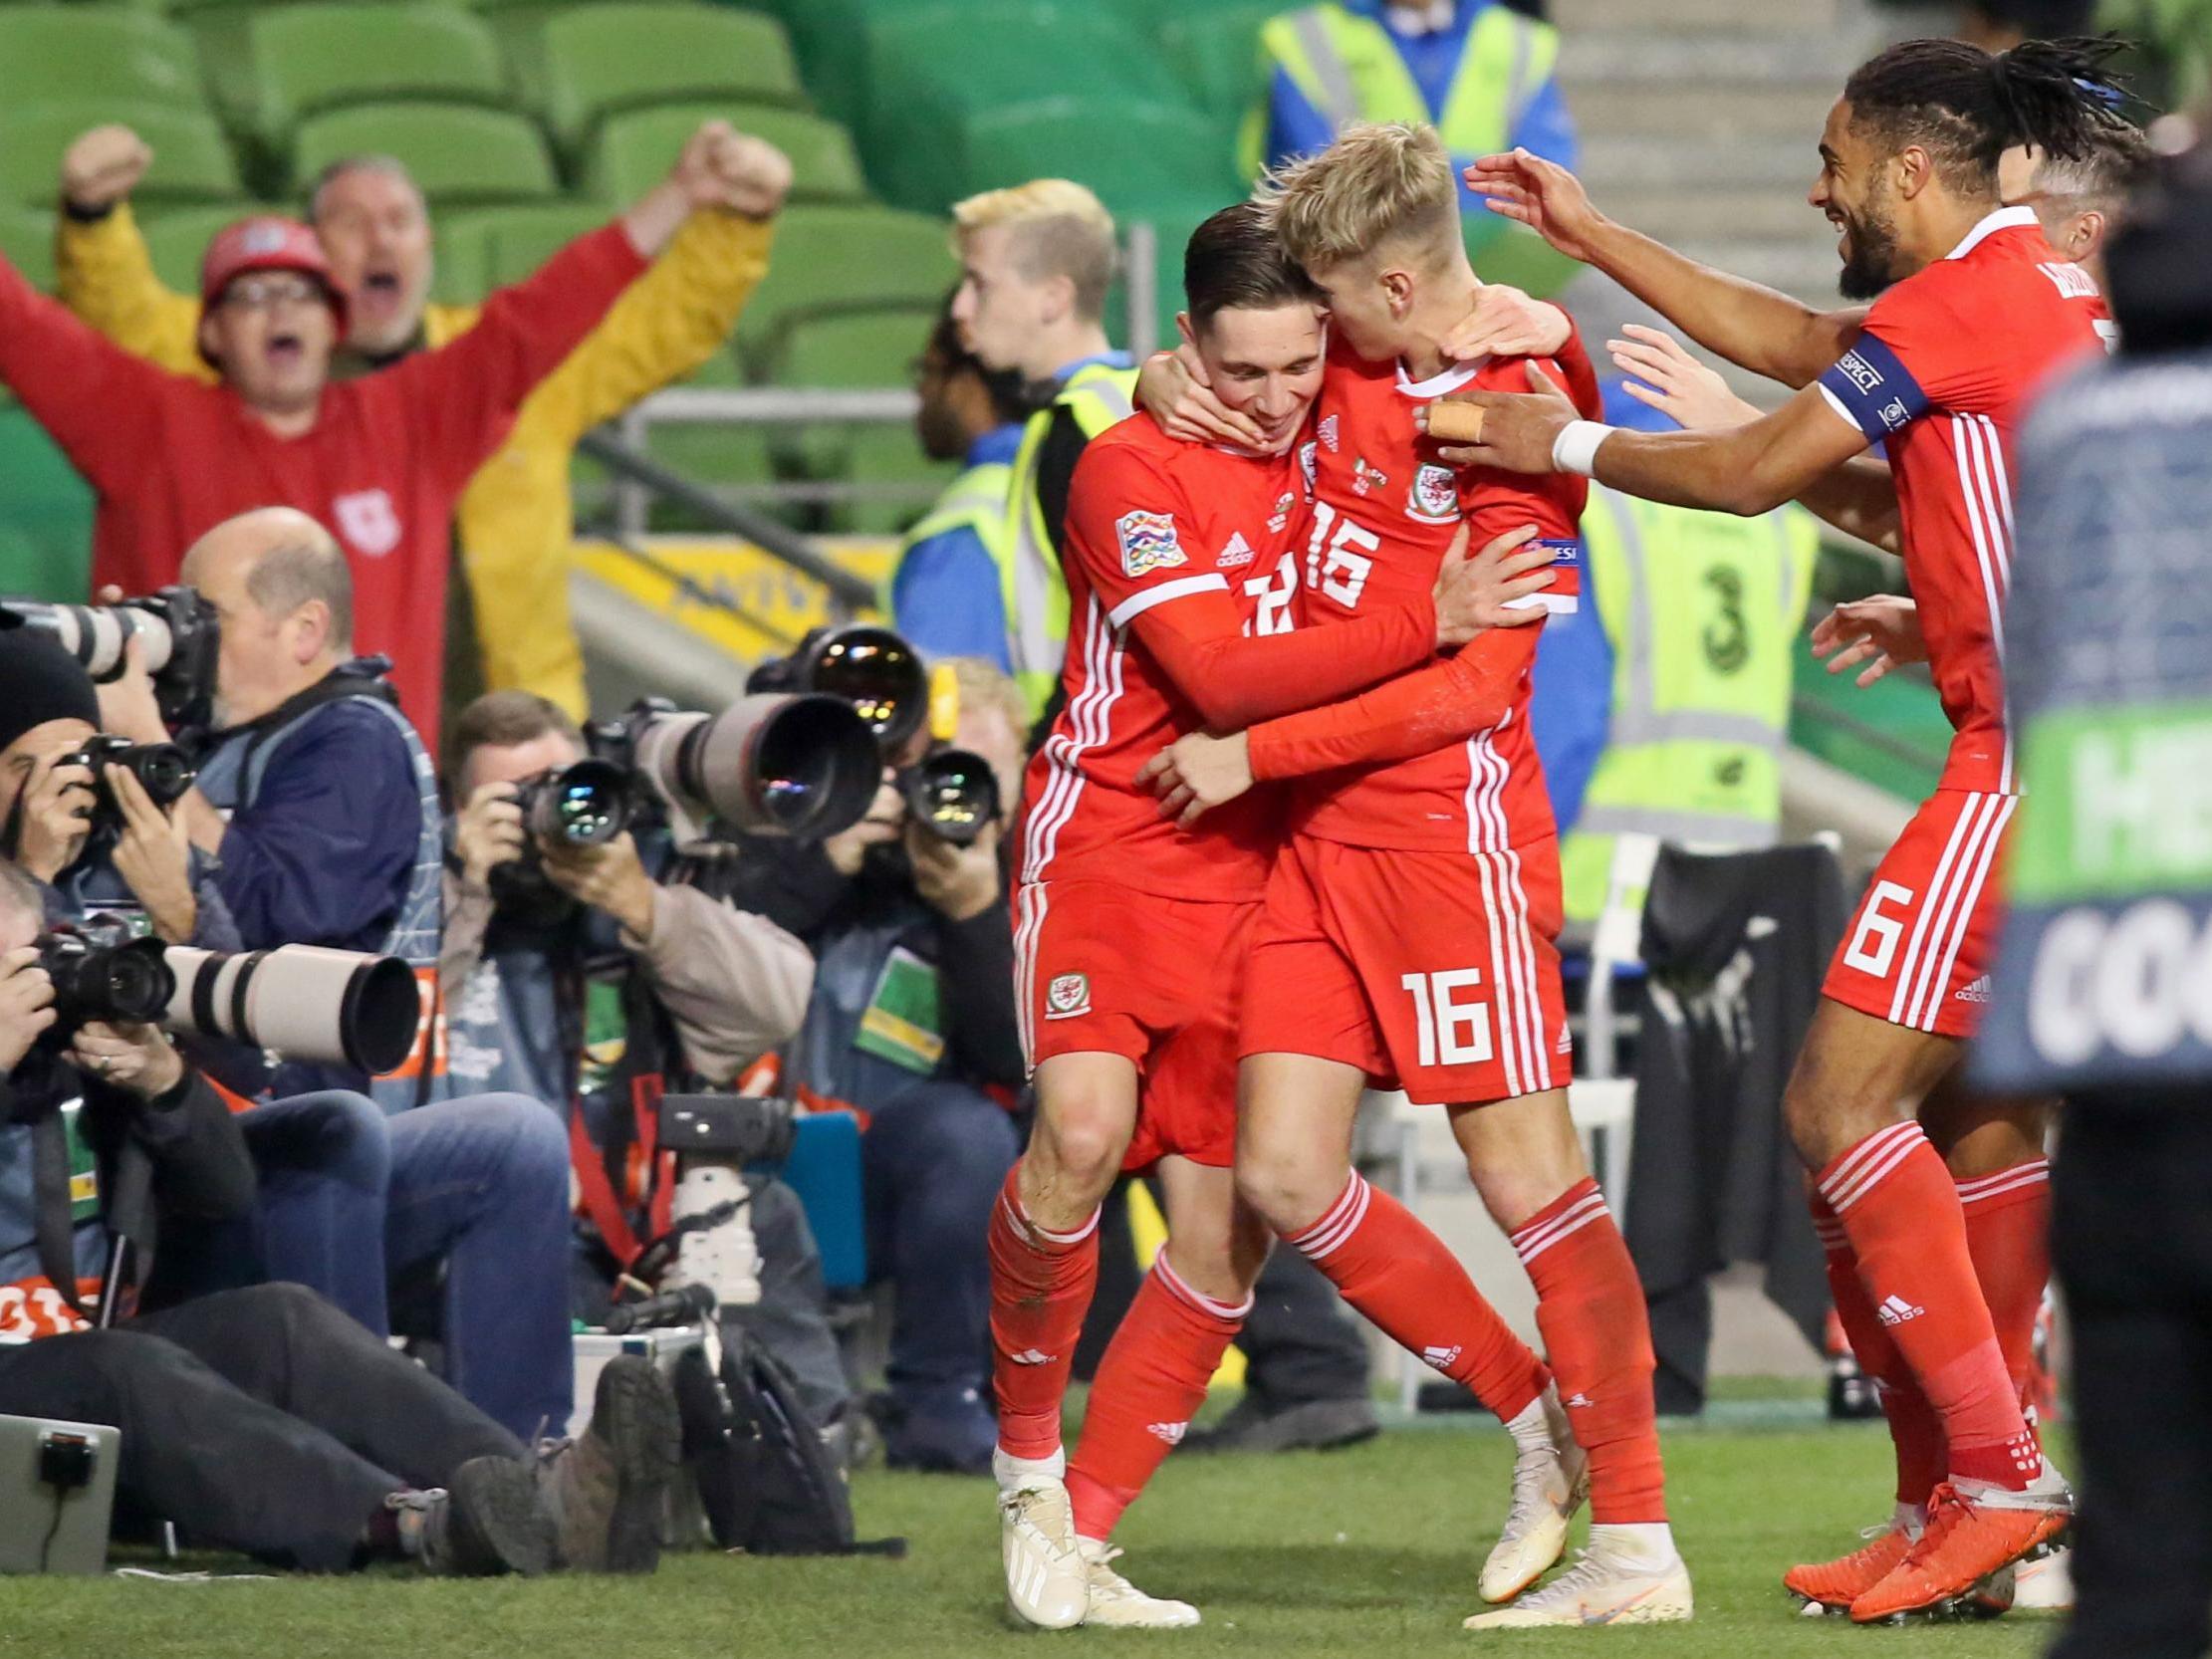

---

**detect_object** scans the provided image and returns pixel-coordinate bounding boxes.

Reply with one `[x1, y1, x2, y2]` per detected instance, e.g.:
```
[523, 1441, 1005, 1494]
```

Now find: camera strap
[30, 1113, 89, 1318]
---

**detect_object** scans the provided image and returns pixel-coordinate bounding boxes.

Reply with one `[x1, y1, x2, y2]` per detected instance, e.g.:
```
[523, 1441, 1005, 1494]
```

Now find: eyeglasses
[219, 274, 326, 312]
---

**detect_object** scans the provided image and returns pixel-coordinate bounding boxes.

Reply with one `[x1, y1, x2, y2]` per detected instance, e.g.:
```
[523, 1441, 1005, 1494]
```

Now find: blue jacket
[1262, 0, 1579, 216]
[890, 423, 1023, 669]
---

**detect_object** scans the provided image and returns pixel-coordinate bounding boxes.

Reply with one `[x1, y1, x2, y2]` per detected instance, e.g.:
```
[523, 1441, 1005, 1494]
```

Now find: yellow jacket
[55, 204, 773, 717]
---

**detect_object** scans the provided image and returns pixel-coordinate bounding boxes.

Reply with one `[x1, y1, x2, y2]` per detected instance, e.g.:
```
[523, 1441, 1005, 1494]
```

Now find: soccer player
[1139, 121, 1689, 1631]
[992, 201, 1558, 1630]
[1439, 37, 2125, 1621]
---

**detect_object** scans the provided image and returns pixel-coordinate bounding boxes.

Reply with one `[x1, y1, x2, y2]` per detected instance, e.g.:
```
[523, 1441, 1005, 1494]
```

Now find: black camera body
[0, 587, 220, 740]
[899, 747, 1000, 846]
[656, 1093, 796, 1167]
[34, 922, 175, 1042]
[57, 736, 197, 834]
[514, 758, 632, 850]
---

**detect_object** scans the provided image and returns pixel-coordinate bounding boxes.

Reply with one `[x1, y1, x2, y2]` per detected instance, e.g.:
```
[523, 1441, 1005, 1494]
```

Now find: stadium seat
[139, 202, 275, 292]
[766, 309, 952, 536]
[0, 406, 95, 601]
[0, 106, 242, 214]
[0, 207, 55, 293]
[441, 201, 611, 296]
[292, 105, 560, 207]
[588, 106, 867, 207]
[0, 10, 205, 115]
[613, 346, 787, 533]
[244, 6, 510, 150]
[533, 5, 806, 155]
[875, 93, 1239, 215]
[730, 203, 954, 365]
[1158, 4, 1274, 128]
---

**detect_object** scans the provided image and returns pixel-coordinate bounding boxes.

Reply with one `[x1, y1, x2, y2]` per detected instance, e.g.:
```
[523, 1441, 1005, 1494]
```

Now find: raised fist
[671, 120, 793, 219]
[61, 124, 153, 214]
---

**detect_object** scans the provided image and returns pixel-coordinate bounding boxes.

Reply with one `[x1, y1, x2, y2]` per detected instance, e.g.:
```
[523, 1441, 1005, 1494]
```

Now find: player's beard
[1837, 191, 1904, 301]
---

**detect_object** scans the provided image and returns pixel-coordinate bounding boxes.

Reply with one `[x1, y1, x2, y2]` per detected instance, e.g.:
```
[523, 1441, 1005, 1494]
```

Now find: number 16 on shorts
[1401, 970, 1494, 1068]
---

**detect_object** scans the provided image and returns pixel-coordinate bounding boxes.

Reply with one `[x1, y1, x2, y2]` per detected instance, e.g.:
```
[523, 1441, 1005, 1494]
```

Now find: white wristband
[1551, 420, 1612, 477]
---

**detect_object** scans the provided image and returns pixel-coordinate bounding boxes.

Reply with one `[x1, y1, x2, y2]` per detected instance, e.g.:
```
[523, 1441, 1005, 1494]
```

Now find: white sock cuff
[1819, 1121, 1930, 1216]
[1955, 1158, 2051, 1209]
[1003, 1190, 1102, 1248]
[1151, 1251, 1254, 1322]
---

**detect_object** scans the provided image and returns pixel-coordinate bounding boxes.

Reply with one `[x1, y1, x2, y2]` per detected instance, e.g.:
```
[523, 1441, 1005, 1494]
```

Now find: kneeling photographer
[0, 858, 668, 1576]
[441, 691, 851, 1414]
[723, 650, 1028, 1474]
[12, 543, 590, 1450]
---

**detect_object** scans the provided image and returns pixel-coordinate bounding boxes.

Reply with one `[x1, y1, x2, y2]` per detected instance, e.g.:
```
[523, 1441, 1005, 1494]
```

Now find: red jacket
[0, 223, 649, 730]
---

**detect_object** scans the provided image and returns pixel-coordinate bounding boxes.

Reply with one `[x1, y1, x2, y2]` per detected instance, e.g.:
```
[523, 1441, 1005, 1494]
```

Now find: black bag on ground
[674, 1325, 902, 1557]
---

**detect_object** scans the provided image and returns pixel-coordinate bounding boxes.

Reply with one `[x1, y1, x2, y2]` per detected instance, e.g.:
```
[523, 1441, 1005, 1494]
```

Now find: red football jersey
[1016, 417, 1309, 900]
[1264, 336, 1597, 852]
[1815, 205, 2111, 794]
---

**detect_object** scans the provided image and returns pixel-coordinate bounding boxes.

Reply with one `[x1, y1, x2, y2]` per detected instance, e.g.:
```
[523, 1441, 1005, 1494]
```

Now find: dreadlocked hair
[1843, 35, 2131, 193]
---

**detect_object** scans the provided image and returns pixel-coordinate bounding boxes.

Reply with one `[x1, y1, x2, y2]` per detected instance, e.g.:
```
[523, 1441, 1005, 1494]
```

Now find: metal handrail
[574, 428, 876, 611]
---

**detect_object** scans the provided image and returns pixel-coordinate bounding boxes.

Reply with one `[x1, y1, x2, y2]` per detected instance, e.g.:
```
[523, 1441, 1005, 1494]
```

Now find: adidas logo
[1216, 531, 1256, 569]
[1955, 974, 1993, 1004]
[1555, 1023, 1573, 1056]
[1319, 413, 1341, 451]
[1876, 1295, 1925, 1326]
[1563, 1392, 1596, 1409]
[1008, 1348, 1055, 1366]
[1420, 1344, 1462, 1371]
[1147, 1422, 1188, 1446]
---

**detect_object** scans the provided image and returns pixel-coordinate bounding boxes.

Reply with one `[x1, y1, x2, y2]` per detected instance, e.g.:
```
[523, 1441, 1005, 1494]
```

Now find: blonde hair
[1260, 121, 1459, 273]
[950, 178, 1119, 321]
[945, 656, 1030, 741]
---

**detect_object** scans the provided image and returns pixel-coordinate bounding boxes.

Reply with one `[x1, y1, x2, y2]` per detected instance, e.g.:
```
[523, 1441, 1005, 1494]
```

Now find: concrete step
[1616, 187, 1829, 241]
[1559, 79, 1839, 144]
[1557, 32, 1859, 86]
[1580, 132, 1823, 192]
[1553, 0, 1844, 33]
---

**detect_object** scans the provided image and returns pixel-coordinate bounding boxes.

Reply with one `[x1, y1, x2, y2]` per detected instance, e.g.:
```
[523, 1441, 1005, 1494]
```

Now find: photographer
[729, 657, 1027, 1473]
[0, 858, 671, 1575]
[36, 563, 580, 1446]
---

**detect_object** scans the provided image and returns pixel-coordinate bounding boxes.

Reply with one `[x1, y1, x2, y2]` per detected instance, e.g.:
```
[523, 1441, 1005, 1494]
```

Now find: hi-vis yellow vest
[1559, 486, 1820, 926]
[1002, 361, 1138, 720]
[883, 456, 1017, 615]
[1239, 2, 1560, 179]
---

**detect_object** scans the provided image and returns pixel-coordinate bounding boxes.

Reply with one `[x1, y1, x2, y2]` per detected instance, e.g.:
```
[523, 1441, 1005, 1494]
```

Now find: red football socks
[1286, 1172, 1548, 1424]
[989, 1162, 1102, 1462]
[1066, 1249, 1251, 1542]
[1508, 1178, 1667, 1524]
[1813, 1194, 1945, 1509]
[1817, 1123, 2040, 1491]
[1957, 1158, 2053, 1401]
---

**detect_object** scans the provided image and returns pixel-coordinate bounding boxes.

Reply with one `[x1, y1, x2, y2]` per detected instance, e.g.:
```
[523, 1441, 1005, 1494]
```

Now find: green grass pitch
[0, 1409, 2062, 1658]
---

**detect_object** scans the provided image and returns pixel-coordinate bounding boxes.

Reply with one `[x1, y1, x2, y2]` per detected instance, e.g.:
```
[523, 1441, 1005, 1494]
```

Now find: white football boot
[1464, 1541, 1693, 1629]
[996, 1449, 1088, 1629]
[1078, 1540, 1201, 1628]
[1479, 1391, 1588, 1603]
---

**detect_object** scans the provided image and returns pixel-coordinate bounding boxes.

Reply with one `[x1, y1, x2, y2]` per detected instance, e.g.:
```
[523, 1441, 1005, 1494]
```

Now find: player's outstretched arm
[1609, 325, 1902, 552]
[1431, 364, 1870, 519]
[1464, 149, 1866, 389]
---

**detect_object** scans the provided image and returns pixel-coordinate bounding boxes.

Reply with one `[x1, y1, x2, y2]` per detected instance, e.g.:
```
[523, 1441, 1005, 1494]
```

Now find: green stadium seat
[1159, 4, 1274, 128]
[0, 207, 55, 293]
[441, 201, 611, 295]
[292, 105, 559, 207]
[0, 405, 95, 602]
[731, 202, 954, 365]
[588, 105, 867, 207]
[139, 202, 275, 292]
[856, 3, 1185, 159]
[428, 211, 492, 307]
[246, 5, 509, 149]
[777, 0, 942, 126]
[629, 347, 786, 532]
[0, 106, 241, 213]
[875, 94, 1240, 215]
[0, 10, 205, 114]
[534, 5, 805, 154]
[766, 309, 951, 536]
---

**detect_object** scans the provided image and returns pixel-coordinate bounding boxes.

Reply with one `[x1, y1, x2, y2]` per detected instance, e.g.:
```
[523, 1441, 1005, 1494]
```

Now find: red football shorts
[1240, 834, 1571, 1106]
[1823, 787, 2018, 1040]
[1013, 878, 1255, 1172]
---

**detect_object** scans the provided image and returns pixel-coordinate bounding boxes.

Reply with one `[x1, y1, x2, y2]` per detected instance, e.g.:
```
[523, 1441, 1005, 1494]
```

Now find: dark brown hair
[1184, 201, 1323, 331]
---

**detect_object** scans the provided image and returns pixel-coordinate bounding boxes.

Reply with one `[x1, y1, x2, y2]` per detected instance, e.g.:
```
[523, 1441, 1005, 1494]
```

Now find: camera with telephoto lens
[513, 759, 631, 850]
[748, 625, 999, 843]
[587, 688, 878, 843]
[35, 921, 176, 1043]
[55, 735, 197, 835]
[160, 944, 419, 1074]
[0, 588, 220, 738]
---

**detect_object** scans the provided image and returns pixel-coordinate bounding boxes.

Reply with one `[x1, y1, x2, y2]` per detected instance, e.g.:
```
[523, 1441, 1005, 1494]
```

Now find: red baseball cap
[198, 216, 349, 333]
